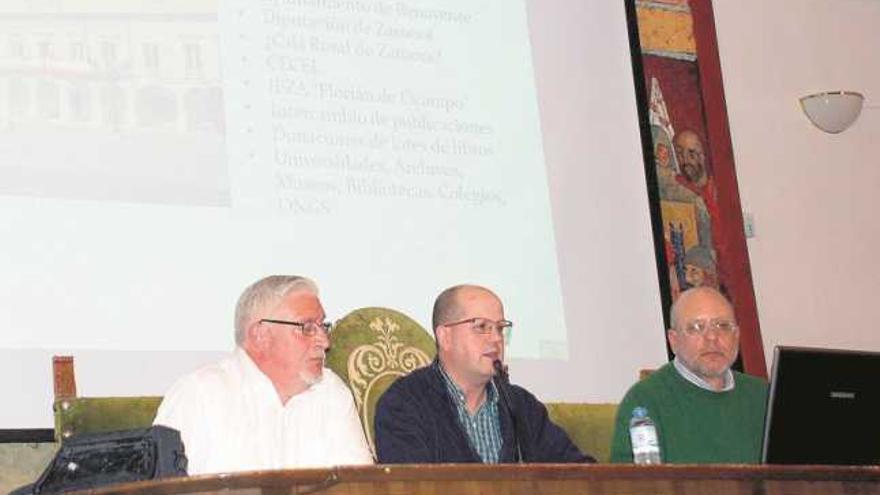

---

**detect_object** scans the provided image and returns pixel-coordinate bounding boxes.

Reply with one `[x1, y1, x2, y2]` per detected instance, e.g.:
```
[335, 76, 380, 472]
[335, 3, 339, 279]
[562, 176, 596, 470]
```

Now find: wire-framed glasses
[259, 318, 332, 337]
[445, 317, 513, 339]
[678, 318, 738, 337]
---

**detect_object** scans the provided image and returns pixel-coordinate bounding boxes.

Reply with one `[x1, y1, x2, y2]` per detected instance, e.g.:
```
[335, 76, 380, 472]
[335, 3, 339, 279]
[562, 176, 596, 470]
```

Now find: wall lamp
[799, 91, 865, 134]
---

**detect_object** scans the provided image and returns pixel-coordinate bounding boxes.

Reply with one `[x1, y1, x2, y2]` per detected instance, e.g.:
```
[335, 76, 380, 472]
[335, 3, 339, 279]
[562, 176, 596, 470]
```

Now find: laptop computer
[762, 345, 880, 465]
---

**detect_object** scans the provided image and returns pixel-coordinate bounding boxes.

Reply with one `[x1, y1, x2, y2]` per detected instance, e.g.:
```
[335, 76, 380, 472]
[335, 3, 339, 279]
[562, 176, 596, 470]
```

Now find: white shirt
[154, 348, 373, 475]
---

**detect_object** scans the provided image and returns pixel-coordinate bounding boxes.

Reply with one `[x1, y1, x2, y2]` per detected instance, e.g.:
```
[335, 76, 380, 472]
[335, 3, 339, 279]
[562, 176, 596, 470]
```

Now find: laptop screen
[762, 346, 880, 465]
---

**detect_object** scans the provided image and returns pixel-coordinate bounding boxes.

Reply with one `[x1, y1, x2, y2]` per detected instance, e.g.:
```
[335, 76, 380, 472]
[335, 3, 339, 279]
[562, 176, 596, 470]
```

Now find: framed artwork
[625, 0, 766, 376]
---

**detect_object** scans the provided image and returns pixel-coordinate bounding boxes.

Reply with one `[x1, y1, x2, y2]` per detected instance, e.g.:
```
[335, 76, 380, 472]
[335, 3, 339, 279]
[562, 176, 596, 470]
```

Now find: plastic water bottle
[629, 406, 662, 464]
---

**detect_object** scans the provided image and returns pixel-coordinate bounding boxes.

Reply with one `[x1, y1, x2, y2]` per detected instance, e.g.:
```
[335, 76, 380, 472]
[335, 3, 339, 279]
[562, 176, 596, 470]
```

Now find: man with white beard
[154, 275, 372, 474]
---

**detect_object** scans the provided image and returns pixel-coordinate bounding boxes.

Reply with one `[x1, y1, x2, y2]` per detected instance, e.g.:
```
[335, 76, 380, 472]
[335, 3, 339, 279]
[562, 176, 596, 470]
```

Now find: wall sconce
[799, 91, 865, 134]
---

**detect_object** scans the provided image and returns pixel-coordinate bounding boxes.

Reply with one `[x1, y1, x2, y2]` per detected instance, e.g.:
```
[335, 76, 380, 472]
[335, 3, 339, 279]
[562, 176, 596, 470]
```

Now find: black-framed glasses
[678, 318, 738, 337]
[445, 317, 513, 338]
[259, 318, 332, 337]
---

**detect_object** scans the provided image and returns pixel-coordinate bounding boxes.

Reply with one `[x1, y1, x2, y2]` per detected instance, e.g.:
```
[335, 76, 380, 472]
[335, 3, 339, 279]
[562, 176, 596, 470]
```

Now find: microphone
[492, 359, 509, 383]
[492, 359, 526, 462]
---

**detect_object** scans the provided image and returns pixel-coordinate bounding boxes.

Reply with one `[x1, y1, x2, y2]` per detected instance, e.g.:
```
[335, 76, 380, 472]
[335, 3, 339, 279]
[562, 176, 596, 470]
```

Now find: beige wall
[714, 0, 880, 367]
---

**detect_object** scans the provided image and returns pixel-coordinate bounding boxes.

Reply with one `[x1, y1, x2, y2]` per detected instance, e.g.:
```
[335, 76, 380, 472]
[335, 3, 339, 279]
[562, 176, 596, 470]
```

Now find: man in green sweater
[610, 287, 768, 463]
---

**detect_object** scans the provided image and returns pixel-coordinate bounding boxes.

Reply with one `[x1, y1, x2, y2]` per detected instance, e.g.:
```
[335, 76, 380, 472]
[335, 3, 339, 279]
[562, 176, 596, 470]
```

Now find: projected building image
[0, 2, 229, 207]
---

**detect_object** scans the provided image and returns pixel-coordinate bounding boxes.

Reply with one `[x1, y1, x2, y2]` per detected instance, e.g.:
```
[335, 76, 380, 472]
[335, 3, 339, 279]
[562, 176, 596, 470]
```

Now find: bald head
[673, 129, 700, 147]
[432, 284, 502, 333]
[669, 287, 733, 330]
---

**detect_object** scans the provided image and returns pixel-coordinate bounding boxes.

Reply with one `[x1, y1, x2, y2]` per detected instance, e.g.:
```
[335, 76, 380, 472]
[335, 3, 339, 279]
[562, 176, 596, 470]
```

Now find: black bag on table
[11, 425, 187, 494]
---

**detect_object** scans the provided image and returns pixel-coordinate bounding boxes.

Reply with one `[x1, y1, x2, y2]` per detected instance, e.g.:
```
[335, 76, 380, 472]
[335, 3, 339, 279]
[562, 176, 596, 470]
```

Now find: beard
[299, 354, 326, 387]
[691, 348, 738, 379]
[683, 163, 705, 184]
[300, 367, 324, 387]
[693, 360, 731, 378]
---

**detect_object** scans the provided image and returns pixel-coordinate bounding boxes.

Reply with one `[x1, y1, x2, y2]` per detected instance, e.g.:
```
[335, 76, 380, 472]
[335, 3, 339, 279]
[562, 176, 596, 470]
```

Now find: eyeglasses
[677, 318, 738, 337]
[259, 318, 332, 337]
[445, 317, 513, 338]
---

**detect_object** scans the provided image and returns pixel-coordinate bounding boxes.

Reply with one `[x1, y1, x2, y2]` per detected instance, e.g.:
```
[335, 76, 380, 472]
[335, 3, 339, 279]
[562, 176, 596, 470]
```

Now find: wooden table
[70, 463, 880, 494]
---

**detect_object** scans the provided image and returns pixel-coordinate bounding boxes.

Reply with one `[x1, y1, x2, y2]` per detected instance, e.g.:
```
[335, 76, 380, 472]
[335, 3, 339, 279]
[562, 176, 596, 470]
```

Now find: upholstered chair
[54, 397, 163, 442]
[326, 307, 436, 454]
[52, 356, 161, 442]
[545, 402, 618, 463]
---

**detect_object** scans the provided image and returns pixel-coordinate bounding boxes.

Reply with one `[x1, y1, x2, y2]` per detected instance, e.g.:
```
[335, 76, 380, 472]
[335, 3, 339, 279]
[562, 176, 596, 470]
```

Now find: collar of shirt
[435, 360, 499, 411]
[434, 360, 503, 463]
[673, 357, 735, 392]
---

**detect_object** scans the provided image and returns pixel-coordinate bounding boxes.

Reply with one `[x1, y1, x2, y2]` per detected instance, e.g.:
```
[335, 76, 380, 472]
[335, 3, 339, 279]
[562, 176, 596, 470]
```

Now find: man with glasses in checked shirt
[374, 284, 592, 464]
[154, 275, 372, 475]
[610, 287, 768, 464]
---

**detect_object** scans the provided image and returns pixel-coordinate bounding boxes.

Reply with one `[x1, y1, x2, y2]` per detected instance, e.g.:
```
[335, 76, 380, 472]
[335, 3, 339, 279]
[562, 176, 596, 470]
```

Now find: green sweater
[610, 363, 768, 464]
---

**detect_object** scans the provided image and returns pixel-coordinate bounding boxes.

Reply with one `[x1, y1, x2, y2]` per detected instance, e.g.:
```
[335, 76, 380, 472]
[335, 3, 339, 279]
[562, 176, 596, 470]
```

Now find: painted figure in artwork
[682, 245, 718, 290]
[673, 129, 728, 283]
[633, 0, 763, 376]
[649, 77, 717, 300]
[674, 129, 717, 220]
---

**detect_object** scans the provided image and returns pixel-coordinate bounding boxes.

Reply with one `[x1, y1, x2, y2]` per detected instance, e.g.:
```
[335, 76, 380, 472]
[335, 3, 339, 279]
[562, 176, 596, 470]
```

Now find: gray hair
[669, 286, 732, 330]
[233, 275, 319, 345]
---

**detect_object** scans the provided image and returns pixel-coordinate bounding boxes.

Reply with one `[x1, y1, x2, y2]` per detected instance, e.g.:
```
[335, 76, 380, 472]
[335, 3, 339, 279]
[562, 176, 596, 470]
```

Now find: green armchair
[326, 307, 436, 454]
[54, 396, 162, 441]
[52, 355, 162, 442]
[545, 402, 618, 463]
